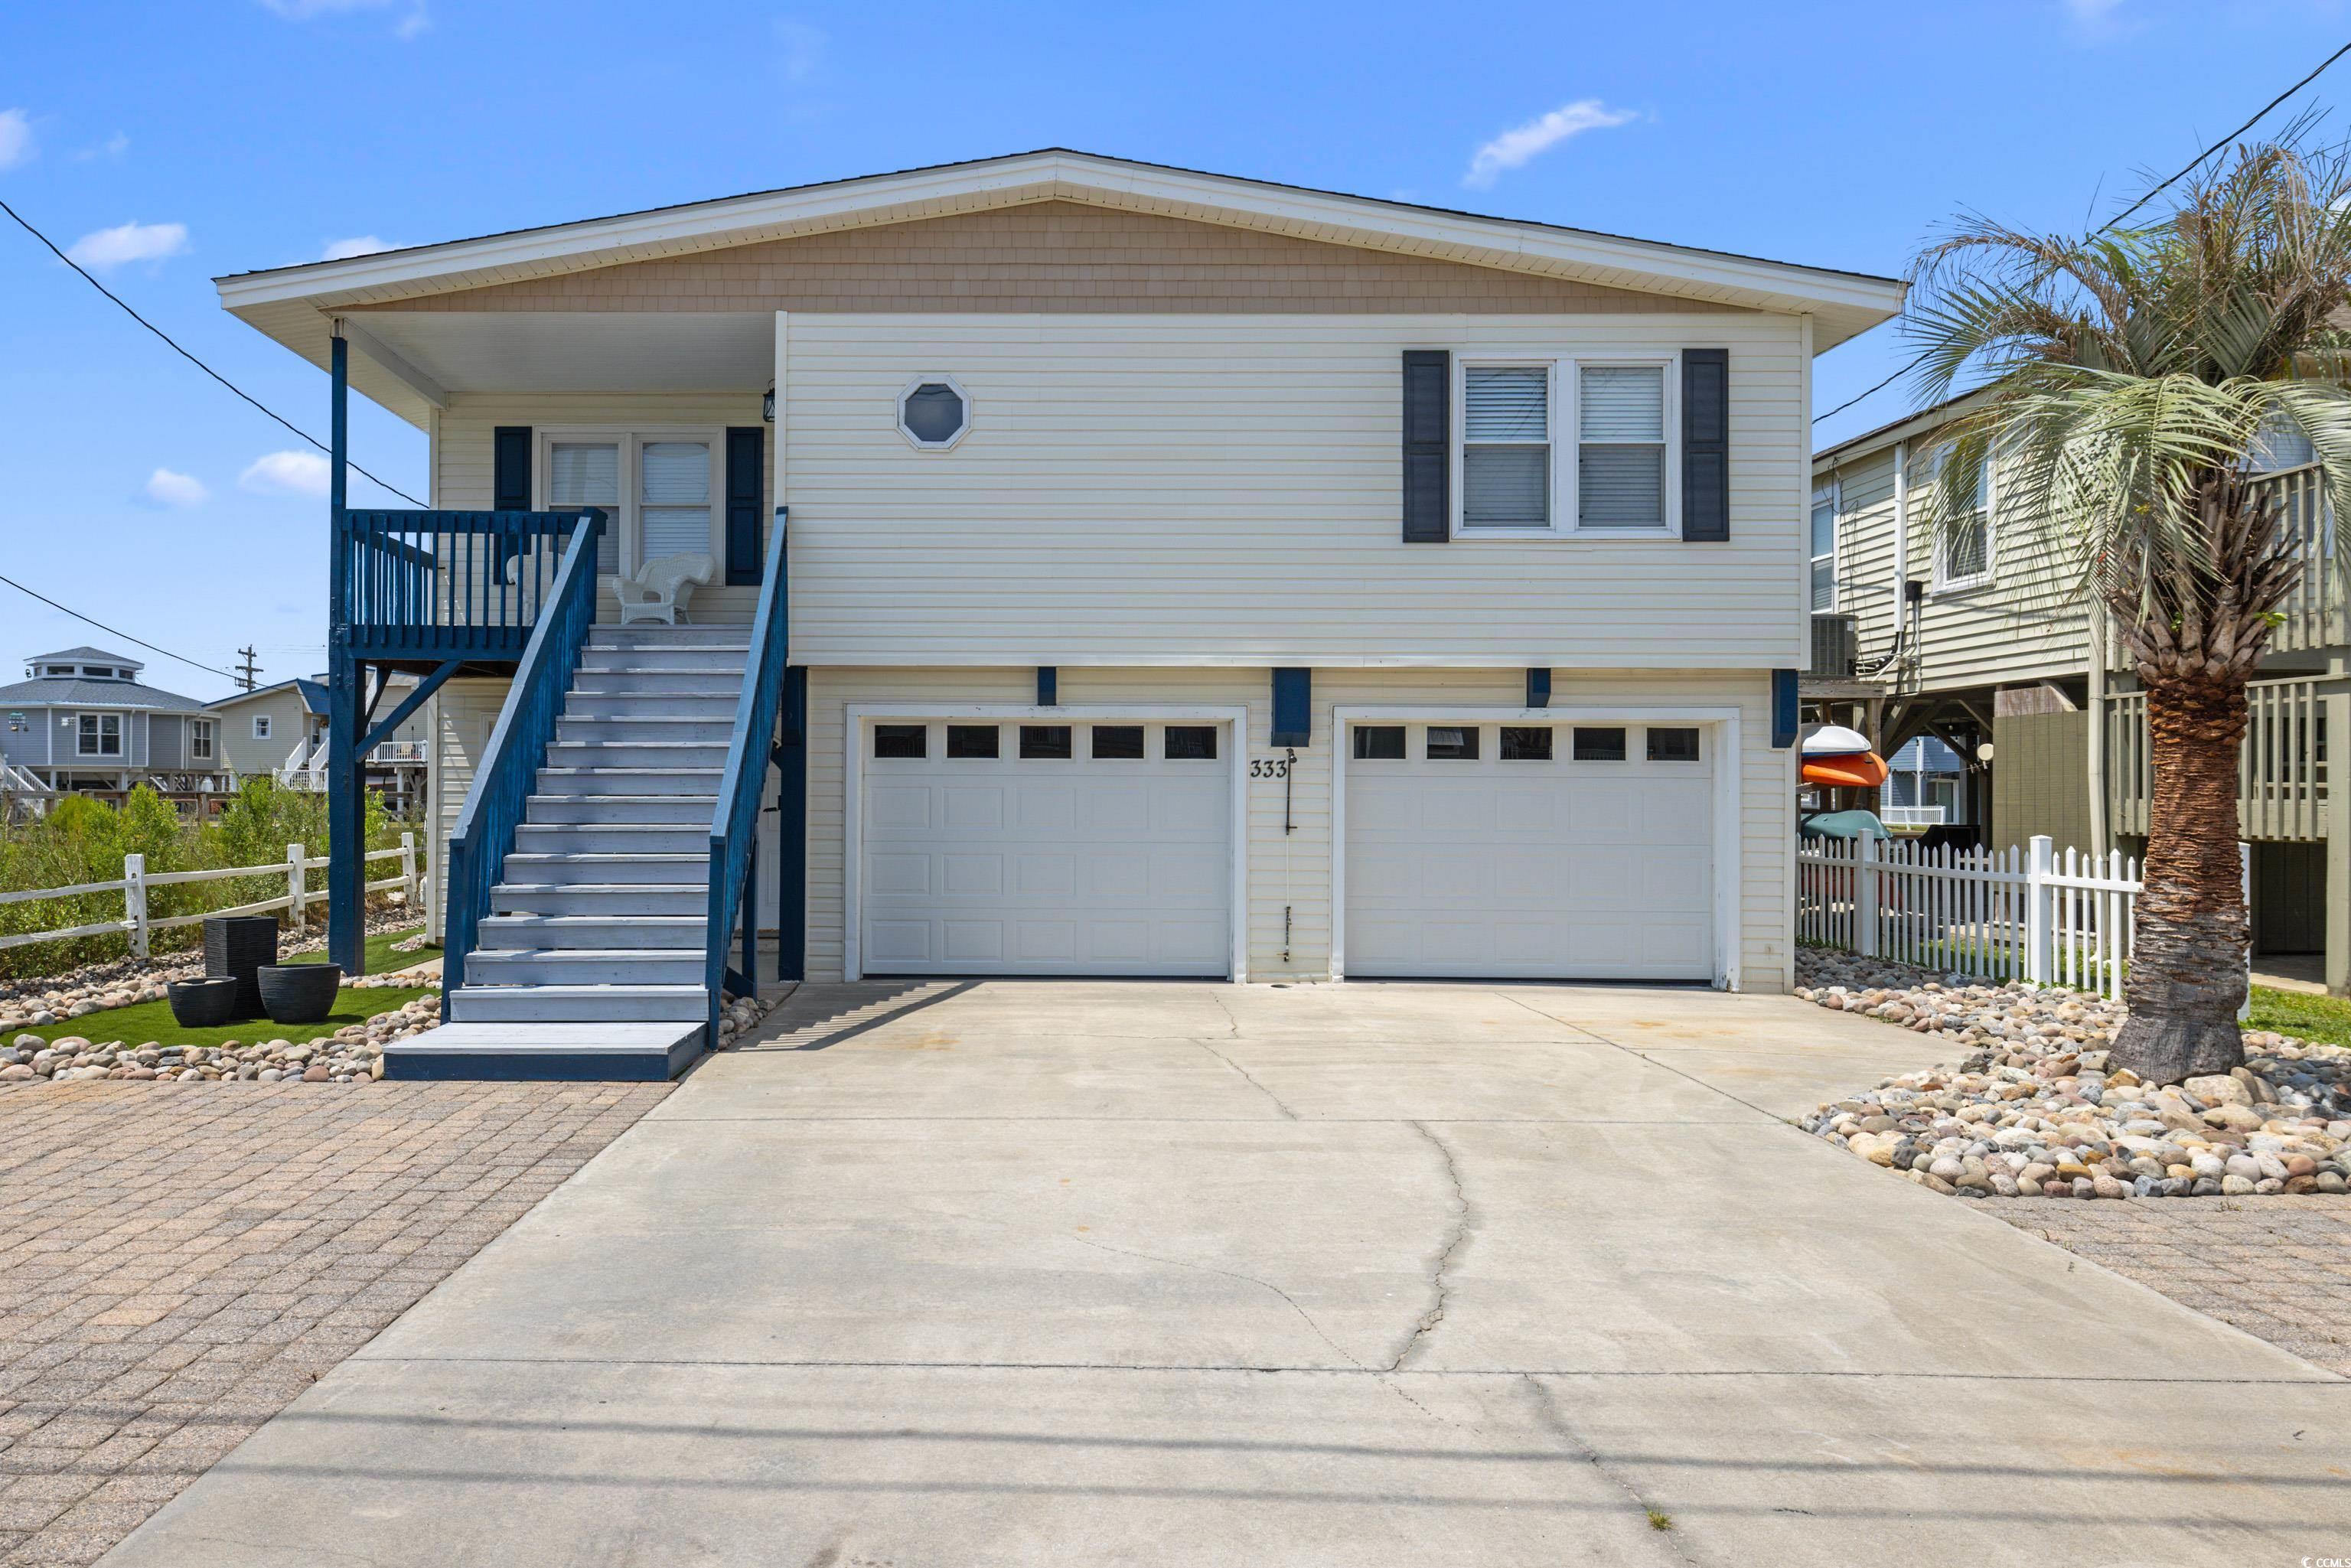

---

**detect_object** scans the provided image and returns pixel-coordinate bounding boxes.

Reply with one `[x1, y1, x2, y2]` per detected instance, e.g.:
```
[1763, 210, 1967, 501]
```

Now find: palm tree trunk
[2111, 674, 2249, 1084]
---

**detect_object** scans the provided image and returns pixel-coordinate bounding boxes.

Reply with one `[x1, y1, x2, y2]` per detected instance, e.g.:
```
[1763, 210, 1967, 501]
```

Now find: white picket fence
[1798, 834, 2154, 999]
[0, 834, 416, 958]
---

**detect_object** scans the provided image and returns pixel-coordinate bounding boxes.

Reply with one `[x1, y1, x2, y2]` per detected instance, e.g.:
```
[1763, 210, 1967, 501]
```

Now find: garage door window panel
[1647, 727, 1702, 763]
[1019, 725, 1073, 760]
[1426, 725, 1479, 760]
[1091, 725, 1145, 760]
[1498, 726, 1553, 761]
[1165, 726, 1218, 761]
[1352, 725, 1406, 761]
[947, 725, 999, 760]
[1572, 727, 1628, 762]
[873, 724, 928, 760]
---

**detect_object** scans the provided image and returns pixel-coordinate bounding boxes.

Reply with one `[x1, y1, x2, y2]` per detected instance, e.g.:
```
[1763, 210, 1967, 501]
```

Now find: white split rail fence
[1797, 833, 2252, 1003]
[0, 834, 416, 958]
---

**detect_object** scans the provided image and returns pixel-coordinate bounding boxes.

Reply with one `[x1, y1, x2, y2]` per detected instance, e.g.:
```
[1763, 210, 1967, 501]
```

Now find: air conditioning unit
[1808, 613, 1859, 678]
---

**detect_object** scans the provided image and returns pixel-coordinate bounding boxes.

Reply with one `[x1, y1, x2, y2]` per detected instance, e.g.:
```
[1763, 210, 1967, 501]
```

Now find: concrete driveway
[104, 982, 2351, 1566]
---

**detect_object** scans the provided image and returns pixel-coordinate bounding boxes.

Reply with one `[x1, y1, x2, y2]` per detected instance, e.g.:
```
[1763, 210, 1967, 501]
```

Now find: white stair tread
[452, 983, 706, 999]
[391, 1022, 703, 1053]
[470, 947, 706, 961]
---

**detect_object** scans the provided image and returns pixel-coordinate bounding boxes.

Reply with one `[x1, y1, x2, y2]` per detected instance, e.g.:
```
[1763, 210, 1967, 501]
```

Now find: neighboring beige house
[207, 673, 429, 813]
[215, 149, 1903, 1075]
[1808, 395, 2349, 990]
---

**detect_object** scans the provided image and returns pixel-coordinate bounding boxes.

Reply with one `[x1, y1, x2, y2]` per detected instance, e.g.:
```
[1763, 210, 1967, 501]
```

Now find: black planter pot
[167, 978, 242, 1030]
[257, 964, 341, 1026]
[204, 915, 281, 1019]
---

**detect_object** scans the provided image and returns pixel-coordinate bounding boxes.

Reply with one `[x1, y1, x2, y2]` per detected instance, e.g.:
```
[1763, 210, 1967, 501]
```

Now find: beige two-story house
[217, 150, 1903, 1077]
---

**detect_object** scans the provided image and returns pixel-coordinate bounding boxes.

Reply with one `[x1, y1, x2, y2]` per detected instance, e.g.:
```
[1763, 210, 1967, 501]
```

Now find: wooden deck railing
[2105, 674, 2330, 841]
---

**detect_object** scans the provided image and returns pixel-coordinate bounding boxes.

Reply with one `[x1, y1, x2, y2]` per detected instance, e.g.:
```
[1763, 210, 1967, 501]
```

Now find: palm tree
[1904, 136, 2351, 1084]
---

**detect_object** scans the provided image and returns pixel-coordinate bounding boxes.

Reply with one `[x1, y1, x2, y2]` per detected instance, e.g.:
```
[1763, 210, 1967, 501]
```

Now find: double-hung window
[1934, 449, 1992, 589]
[77, 713, 121, 758]
[1810, 481, 1838, 611]
[1577, 364, 1670, 530]
[188, 719, 214, 762]
[543, 432, 719, 578]
[1460, 366, 1552, 530]
[548, 441, 623, 576]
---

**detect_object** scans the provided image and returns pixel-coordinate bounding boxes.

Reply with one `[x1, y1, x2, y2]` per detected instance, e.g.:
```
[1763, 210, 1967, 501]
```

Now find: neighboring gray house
[0, 647, 231, 804]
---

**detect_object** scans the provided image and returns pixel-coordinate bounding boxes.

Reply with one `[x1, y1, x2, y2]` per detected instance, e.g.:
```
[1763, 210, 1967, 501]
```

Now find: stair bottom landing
[385, 1022, 705, 1082]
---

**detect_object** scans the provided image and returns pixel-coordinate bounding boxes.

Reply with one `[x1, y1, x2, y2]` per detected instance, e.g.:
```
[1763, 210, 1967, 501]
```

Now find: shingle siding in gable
[350, 201, 1758, 318]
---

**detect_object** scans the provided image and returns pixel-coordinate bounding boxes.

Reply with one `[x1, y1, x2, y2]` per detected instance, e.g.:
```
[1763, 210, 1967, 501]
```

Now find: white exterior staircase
[441, 624, 748, 1036]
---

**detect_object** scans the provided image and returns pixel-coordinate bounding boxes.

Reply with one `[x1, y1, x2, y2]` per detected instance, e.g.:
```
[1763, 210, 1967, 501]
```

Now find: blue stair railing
[707, 507, 790, 1043]
[441, 509, 606, 1006]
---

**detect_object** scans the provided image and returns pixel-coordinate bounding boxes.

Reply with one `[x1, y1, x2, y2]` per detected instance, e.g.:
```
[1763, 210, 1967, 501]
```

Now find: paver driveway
[103, 982, 2351, 1566]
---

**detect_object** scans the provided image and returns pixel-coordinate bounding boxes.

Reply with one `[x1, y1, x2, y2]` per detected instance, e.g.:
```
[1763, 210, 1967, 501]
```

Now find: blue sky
[2, 0, 2345, 699]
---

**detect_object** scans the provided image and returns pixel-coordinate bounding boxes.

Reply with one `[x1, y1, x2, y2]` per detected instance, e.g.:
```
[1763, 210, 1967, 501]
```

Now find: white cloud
[141, 469, 209, 509]
[394, 2, 429, 38]
[2066, 0, 2126, 32]
[240, 451, 331, 497]
[73, 131, 130, 162]
[774, 18, 824, 83]
[0, 109, 34, 171]
[322, 235, 390, 260]
[1463, 99, 1639, 189]
[65, 220, 188, 270]
[257, 0, 391, 15]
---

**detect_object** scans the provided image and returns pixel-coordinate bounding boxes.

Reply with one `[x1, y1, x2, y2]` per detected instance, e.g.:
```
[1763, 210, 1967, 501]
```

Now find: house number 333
[1249, 757, 1293, 779]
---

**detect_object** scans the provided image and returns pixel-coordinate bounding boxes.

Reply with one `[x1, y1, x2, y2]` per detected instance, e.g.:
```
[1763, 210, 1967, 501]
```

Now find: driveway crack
[1189, 1038, 1299, 1120]
[1518, 1375, 1699, 1564]
[1385, 1120, 1472, 1372]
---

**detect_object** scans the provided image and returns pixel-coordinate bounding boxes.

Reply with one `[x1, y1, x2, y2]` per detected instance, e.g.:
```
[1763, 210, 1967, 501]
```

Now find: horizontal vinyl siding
[212, 692, 308, 776]
[1816, 441, 2091, 693]
[804, 665, 1790, 991]
[435, 393, 771, 624]
[784, 314, 1808, 669]
[426, 677, 511, 939]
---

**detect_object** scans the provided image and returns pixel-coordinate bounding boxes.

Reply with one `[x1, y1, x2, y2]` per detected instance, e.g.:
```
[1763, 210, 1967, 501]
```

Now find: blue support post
[778, 666, 807, 982]
[740, 835, 758, 993]
[326, 329, 366, 974]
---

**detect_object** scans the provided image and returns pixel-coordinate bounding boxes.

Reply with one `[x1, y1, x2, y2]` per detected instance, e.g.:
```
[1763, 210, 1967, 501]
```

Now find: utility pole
[234, 647, 262, 693]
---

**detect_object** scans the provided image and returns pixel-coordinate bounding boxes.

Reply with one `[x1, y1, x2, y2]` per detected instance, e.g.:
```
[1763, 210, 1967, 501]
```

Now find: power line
[0, 197, 425, 507]
[2107, 39, 2351, 227]
[1815, 36, 2351, 425]
[0, 572, 238, 681]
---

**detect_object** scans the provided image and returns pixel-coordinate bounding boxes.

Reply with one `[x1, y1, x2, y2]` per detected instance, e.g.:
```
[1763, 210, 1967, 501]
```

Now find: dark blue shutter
[725, 427, 764, 585]
[491, 426, 530, 583]
[1772, 670, 1799, 748]
[1271, 668, 1312, 746]
[1036, 667, 1058, 706]
[1681, 348, 1729, 542]
[1401, 350, 1450, 543]
[1525, 669, 1551, 709]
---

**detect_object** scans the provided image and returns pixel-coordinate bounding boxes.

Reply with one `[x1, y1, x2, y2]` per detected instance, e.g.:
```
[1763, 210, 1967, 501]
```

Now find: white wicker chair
[615, 553, 716, 625]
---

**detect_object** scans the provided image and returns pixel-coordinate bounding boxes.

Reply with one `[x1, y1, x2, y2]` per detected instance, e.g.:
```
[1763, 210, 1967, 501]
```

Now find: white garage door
[1344, 719, 1716, 981]
[860, 719, 1231, 976]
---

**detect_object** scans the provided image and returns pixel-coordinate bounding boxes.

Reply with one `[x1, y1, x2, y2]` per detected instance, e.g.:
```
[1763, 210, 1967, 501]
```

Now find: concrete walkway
[101, 982, 2351, 1566]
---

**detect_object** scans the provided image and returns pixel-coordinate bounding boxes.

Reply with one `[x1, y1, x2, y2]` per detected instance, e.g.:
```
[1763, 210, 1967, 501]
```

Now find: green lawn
[2246, 986, 2351, 1051]
[15, 985, 438, 1051]
[281, 925, 439, 975]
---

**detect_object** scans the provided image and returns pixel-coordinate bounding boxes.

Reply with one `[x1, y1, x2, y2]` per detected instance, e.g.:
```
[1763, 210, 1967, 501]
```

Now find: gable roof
[205, 677, 328, 716]
[1812, 388, 1986, 471]
[218, 149, 1904, 424]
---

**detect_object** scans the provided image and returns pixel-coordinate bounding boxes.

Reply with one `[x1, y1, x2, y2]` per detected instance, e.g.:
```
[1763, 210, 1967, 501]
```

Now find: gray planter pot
[256, 965, 341, 1026]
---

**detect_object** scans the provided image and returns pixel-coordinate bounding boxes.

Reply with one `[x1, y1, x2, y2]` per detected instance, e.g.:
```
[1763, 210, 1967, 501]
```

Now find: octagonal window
[898, 379, 970, 448]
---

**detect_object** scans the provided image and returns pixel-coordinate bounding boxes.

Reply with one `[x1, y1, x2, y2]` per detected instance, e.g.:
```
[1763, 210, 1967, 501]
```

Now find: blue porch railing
[440, 511, 605, 1004]
[706, 507, 790, 1041]
[341, 508, 602, 660]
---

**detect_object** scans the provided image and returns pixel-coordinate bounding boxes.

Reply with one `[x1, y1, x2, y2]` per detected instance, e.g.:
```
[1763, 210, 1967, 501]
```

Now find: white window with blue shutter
[538, 428, 724, 576]
[1459, 364, 1552, 531]
[547, 441, 621, 576]
[1574, 362, 1674, 533]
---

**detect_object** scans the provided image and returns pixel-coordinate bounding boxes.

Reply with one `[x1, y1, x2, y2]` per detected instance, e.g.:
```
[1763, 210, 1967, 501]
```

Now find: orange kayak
[1802, 751, 1890, 789]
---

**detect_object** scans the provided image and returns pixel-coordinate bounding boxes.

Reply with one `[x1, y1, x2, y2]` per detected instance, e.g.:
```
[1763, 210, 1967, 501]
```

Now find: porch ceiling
[320, 311, 774, 427]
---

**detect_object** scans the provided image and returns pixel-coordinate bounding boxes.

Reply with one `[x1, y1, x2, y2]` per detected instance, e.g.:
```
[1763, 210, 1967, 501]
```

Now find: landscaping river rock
[1796, 950, 2351, 1200]
[0, 984, 786, 1087]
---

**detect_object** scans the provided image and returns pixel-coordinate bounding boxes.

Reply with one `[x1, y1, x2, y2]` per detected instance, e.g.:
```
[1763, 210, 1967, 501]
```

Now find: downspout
[1891, 438, 1910, 696]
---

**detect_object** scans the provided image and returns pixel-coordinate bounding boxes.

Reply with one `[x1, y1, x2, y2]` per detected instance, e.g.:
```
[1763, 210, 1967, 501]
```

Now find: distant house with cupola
[0, 647, 231, 808]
